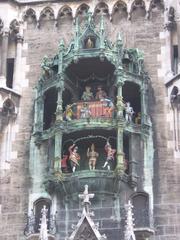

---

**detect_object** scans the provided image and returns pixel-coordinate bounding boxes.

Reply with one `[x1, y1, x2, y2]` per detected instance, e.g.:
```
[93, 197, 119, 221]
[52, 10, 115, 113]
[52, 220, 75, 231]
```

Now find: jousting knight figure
[68, 144, 80, 172]
[103, 141, 116, 170]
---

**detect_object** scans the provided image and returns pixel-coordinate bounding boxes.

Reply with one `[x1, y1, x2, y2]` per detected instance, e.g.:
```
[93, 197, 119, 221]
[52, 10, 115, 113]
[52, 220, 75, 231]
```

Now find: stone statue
[135, 112, 141, 125]
[39, 206, 48, 240]
[86, 37, 94, 49]
[68, 144, 80, 172]
[81, 86, 94, 101]
[102, 142, 116, 170]
[87, 144, 99, 170]
[125, 102, 134, 123]
[41, 55, 52, 78]
[95, 86, 107, 100]
[80, 103, 91, 119]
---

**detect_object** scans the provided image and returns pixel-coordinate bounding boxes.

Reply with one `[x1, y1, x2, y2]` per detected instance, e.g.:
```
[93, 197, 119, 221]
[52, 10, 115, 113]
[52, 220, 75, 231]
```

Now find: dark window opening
[172, 45, 178, 75]
[132, 193, 150, 228]
[43, 88, 57, 130]
[122, 82, 141, 123]
[34, 198, 51, 233]
[6, 58, 14, 88]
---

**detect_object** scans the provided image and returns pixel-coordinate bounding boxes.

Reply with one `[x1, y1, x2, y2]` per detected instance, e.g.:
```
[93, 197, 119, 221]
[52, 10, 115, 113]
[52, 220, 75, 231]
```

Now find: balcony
[44, 169, 129, 196]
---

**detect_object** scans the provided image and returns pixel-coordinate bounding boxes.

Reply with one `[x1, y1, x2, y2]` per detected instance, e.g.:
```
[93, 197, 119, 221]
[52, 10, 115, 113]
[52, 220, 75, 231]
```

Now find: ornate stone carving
[124, 201, 136, 240]
[94, 2, 109, 16]
[0, 18, 3, 34]
[9, 19, 20, 35]
[23, 8, 37, 24]
[165, 6, 176, 31]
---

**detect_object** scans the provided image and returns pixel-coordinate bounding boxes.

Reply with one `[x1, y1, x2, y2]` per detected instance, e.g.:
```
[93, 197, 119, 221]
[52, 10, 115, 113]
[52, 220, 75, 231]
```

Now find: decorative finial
[117, 33, 123, 46]
[79, 185, 95, 214]
[39, 205, 48, 240]
[59, 39, 64, 49]
[124, 200, 136, 240]
[100, 14, 104, 33]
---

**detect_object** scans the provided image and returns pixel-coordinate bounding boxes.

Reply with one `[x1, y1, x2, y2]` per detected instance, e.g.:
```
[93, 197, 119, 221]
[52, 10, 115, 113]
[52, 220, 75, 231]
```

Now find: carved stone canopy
[67, 185, 106, 240]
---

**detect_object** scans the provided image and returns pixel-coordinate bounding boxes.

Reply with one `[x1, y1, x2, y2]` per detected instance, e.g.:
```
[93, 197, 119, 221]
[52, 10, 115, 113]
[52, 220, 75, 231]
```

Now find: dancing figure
[68, 144, 80, 172]
[87, 144, 99, 170]
[103, 142, 116, 170]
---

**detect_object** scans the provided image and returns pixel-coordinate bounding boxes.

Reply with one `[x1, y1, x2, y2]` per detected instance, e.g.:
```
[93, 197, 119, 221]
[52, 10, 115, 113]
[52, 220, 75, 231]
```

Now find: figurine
[101, 98, 114, 117]
[81, 86, 94, 101]
[135, 112, 141, 125]
[85, 37, 94, 49]
[68, 144, 80, 172]
[87, 144, 99, 170]
[64, 105, 73, 121]
[103, 142, 116, 170]
[125, 102, 134, 123]
[80, 103, 91, 119]
[95, 86, 107, 100]
[61, 154, 69, 173]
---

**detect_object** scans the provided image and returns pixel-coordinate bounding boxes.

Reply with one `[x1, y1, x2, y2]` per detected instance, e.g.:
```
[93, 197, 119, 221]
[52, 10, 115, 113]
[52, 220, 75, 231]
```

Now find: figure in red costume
[68, 144, 80, 172]
[103, 141, 116, 170]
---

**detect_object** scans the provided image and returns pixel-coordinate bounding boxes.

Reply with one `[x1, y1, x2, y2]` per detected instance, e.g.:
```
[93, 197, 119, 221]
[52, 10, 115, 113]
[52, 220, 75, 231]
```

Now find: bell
[122, 52, 130, 64]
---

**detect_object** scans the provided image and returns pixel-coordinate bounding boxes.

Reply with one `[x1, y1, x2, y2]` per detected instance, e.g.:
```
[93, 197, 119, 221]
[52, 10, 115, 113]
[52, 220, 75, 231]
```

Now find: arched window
[131, 193, 150, 228]
[2, 99, 15, 117]
[43, 87, 58, 130]
[34, 198, 51, 233]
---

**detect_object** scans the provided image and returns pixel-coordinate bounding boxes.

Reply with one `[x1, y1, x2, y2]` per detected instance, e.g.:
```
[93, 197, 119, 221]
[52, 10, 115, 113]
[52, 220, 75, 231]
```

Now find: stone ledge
[26, 233, 55, 240]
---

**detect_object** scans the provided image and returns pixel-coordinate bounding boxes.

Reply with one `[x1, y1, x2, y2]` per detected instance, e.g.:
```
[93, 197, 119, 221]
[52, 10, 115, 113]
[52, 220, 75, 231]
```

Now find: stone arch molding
[21, 0, 163, 26]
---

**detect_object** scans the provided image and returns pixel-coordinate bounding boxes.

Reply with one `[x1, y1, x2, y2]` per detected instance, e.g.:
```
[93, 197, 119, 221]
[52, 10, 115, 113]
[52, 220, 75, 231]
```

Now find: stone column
[141, 83, 148, 125]
[177, 22, 180, 73]
[13, 34, 24, 92]
[33, 86, 44, 133]
[129, 133, 139, 186]
[0, 29, 9, 87]
[54, 131, 62, 173]
[56, 78, 64, 122]
[115, 68, 125, 175]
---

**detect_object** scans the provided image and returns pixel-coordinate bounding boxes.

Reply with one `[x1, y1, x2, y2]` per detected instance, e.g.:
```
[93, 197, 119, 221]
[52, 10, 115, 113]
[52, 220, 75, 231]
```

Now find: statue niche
[84, 36, 96, 49]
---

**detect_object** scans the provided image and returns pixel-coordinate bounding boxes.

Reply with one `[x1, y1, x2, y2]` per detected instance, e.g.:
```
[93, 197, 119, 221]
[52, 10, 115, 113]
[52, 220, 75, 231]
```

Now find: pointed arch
[33, 198, 51, 233]
[40, 7, 55, 21]
[76, 3, 90, 17]
[130, 0, 146, 20]
[58, 5, 72, 18]
[112, 1, 127, 21]
[130, 192, 150, 228]
[23, 8, 37, 22]
[149, 0, 164, 11]
[0, 18, 4, 31]
[94, 2, 109, 16]
[112, 0, 127, 14]
[9, 19, 20, 34]
[2, 98, 15, 115]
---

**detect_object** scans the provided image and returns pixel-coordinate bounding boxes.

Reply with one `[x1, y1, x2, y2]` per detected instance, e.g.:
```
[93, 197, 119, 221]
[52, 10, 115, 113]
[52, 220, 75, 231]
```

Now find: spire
[124, 201, 136, 240]
[39, 205, 49, 240]
[100, 14, 104, 33]
[79, 184, 95, 215]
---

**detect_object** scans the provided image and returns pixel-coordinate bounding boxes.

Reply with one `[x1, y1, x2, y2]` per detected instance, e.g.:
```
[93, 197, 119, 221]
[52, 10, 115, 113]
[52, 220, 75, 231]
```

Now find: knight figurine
[103, 141, 116, 170]
[68, 144, 80, 172]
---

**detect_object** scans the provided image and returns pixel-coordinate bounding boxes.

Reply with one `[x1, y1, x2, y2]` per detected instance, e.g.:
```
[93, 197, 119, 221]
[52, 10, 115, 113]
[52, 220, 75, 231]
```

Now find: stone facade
[0, 0, 180, 240]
